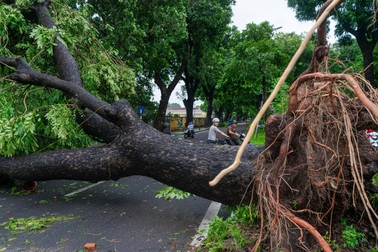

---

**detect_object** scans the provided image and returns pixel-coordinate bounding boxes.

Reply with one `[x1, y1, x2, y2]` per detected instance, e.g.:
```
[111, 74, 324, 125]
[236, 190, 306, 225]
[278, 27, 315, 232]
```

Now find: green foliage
[226, 205, 259, 225]
[0, 5, 27, 55]
[45, 105, 73, 140]
[0, 82, 94, 154]
[0, 1, 136, 156]
[80, 61, 134, 101]
[0, 109, 38, 156]
[15, 0, 45, 8]
[250, 128, 265, 146]
[155, 186, 193, 201]
[270, 81, 290, 115]
[204, 205, 258, 251]
[372, 173, 378, 187]
[341, 219, 366, 249]
[44, 104, 93, 148]
[322, 231, 340, 251]
[329, 39, 364, 74]
[82, 0, 188, 76]
[372, 174, 378, 208]
[372, 193, 378, 209]
[1, 214, 74, 234]
[49, 1, 136, 101]
[10, 186, 33, 196]
[29, 25, 57, 56]
[217, 23, 312, 121]
[289, 0, 378, 86]
[204, 215, 247, 251]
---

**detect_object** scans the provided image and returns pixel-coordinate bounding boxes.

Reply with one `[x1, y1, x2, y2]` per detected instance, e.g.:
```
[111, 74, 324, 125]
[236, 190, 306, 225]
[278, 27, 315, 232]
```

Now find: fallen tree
[1, 0, 378, 251]
[0, 0, 262, 207]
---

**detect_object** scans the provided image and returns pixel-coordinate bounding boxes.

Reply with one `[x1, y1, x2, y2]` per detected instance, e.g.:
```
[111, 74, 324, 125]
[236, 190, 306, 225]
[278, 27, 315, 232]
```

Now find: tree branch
[0, 56, 119, 123]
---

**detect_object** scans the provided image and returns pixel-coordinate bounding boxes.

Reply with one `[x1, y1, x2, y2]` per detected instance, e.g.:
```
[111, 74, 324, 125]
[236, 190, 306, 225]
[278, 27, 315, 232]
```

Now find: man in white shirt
[207, 118, 229, 144]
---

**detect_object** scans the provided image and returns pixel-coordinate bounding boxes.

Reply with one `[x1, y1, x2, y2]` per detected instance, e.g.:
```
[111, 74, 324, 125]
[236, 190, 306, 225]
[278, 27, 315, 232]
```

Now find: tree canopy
[214, 22, 313, 121]
[288, 0, 378, 85]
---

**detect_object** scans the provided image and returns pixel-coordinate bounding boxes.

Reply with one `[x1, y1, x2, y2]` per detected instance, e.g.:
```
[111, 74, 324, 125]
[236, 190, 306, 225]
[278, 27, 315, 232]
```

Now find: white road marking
[190, 201, 222, 247]
[64, 181, 105, 197]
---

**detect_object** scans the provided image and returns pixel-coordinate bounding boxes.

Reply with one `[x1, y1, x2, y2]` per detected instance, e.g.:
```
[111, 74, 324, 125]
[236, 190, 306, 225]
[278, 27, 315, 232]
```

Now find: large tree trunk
[0, 96, 262, 206]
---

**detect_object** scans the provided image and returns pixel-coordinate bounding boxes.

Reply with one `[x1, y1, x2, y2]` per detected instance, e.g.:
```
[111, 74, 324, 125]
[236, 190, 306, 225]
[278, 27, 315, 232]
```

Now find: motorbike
[183, 124, 195, 139]
[225, 132, 246, 145]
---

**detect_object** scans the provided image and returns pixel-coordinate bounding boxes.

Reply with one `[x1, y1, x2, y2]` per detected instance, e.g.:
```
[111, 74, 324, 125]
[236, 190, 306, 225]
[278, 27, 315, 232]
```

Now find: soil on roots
[251, 75, 378, 251]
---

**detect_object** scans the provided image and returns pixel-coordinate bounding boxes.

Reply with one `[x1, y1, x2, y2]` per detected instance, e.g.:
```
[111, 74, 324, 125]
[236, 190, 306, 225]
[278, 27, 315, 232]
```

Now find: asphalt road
[0, 124, 248, 252]
[1, 177, 214, 252]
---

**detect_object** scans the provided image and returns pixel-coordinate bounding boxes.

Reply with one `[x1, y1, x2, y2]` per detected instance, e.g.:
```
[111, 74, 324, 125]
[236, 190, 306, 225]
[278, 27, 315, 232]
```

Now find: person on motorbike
[187, 121, 194, 137]
[227, 120, 243, 145]
[183, 121, 195, 139]
[207, 118, 229, 144]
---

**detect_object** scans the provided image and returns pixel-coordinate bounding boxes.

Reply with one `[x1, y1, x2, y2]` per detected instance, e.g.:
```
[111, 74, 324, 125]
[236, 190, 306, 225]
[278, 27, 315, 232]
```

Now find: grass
[201, 205, 259, 251]
[250, 128, 265, 146]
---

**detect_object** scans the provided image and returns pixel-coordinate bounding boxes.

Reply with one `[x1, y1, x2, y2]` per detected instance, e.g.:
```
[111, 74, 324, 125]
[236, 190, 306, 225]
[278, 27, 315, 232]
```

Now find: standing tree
[1, 0, 378, 250]
[75, 0, 189, 132]
[288, 0, 378, 86]
[199, 45, 227, 126]
[181, 0, 233, 125]
[218, 22, 313, 121]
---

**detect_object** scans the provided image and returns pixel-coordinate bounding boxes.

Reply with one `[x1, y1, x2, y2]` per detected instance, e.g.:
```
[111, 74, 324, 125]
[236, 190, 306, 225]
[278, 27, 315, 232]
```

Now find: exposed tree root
[283, 209, 332, 252]
[289, 73, 378, 119]
[255, 70, 378, 250]
[208, 0, 378, 250]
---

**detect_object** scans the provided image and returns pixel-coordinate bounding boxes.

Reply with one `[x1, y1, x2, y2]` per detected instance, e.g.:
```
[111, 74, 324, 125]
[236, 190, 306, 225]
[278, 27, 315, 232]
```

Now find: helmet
[212, 118, 220, 123]
[232, 120, 238, 124]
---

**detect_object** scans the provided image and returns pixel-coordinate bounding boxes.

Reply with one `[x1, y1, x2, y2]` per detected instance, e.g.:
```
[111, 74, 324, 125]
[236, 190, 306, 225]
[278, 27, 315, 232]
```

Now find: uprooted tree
[1, 0, 378, 251]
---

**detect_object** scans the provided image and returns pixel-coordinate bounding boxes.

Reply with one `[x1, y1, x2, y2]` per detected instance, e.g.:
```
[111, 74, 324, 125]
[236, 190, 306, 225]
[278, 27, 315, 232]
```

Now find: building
[165, 107, 207, 132]
[166, 107, 206, 117]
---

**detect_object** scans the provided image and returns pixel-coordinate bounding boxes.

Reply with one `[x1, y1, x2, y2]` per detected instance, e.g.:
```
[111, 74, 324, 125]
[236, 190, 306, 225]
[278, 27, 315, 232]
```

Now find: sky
[153, 0, 330, 106]
[232, 0, 313, 35]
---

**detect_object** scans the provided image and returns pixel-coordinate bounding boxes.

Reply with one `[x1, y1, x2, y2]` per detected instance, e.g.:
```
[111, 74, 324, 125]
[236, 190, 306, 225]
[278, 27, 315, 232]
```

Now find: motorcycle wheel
[184, 134, 188, 139]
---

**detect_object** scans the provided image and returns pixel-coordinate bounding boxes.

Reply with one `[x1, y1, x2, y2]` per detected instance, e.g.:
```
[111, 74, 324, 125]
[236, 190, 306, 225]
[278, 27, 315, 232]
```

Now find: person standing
[207, 118, 229, 144]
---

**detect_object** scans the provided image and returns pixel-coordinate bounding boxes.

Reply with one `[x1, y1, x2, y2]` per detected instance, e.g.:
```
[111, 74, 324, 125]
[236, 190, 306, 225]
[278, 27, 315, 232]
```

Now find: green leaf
[155, 186, 193, 201]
